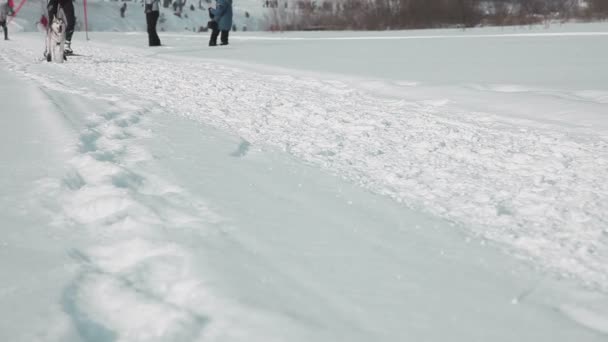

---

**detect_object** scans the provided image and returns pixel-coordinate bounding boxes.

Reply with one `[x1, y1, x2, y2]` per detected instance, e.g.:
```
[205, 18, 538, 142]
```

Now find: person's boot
[64, 40, 73, 55]
[220, 31, 229, 45]
[209, 29, 219, 46]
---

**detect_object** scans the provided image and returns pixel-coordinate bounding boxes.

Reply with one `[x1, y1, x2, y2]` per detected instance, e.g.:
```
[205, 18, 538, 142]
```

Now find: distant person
[0, 0, 14, 40]
[208, 0, 232, 46]
[120, 3, 127, 17]
[144, 0, 161, 46]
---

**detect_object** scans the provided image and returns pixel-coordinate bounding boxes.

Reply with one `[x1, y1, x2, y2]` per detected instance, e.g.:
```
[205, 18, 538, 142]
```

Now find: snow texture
[1, 23, 608, 341]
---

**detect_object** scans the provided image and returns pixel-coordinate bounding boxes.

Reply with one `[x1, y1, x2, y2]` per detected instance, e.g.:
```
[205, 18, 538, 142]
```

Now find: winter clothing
[145, 0, 159, 12]
[207, 16, 218, 45]
[220, 30, 228, 44]
[0, 0, 9, 22]
[0, 19, 6, 40]
[47, 0, 75, 43]
[209, 27, 228, 46]
[208, 0, 232, 46]
[209, 27, 219, 46]
[144, 0, 161, 46]
[209, 0, 232, 31]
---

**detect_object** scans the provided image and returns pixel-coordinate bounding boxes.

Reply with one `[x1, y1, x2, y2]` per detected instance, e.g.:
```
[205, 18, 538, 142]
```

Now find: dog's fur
[46, 16, 66, 63]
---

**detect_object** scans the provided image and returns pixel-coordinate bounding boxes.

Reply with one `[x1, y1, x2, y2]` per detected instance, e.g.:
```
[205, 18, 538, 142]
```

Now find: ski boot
[64, 40, 73, 56]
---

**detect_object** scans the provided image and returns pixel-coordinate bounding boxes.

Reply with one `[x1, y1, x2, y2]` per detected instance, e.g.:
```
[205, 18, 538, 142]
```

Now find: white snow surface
[1, 23, 608, 341]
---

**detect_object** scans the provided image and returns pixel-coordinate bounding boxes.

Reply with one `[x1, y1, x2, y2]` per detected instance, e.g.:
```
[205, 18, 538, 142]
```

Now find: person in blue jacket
[208, 0, 232, 46]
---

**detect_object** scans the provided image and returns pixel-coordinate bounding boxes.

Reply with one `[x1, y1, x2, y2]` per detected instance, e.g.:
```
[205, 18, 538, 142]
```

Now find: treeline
[266, 0, 608, 31]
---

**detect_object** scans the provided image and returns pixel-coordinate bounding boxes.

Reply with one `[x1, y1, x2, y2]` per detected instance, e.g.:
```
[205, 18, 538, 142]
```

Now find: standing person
[47, 0, 76, 54]
[208, 0, 232, 46]
[0, 0, 14, 41]
[120, 3, 127, 17]
[144, 0, 161, 46]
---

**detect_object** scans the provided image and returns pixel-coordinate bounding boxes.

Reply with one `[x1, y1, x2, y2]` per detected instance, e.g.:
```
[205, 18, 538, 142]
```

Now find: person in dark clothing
[120, 3, 127, 17]
[144, 0, 161, 46]
[47, 0, 75, 53]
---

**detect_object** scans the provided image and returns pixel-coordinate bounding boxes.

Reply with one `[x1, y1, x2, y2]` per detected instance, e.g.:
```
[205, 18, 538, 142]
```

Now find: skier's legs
[60, 0, 75, 42]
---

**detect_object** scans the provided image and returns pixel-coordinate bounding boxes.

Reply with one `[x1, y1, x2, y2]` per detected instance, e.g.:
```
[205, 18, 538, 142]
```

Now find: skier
[208, 0, 232, 46]
[0, 0, 14, 41]
[47, 0, 75, 54]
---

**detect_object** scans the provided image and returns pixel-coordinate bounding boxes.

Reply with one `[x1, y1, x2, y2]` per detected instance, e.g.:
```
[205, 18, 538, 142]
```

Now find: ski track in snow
[4, 40, 608, 295]
[0, 49, 299, 341]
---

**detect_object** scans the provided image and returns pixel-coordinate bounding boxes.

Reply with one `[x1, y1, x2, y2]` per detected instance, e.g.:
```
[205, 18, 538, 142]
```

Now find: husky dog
[46, 15, 66, 63]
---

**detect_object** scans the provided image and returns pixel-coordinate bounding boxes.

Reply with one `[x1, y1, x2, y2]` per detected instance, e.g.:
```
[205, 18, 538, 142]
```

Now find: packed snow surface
[1, 22, 608, 341]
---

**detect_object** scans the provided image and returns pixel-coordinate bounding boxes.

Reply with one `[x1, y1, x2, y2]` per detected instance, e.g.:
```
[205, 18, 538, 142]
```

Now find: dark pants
[1, 21, 6, 40]
[220, 30, 229, 45]
[146, 11, 161, 46]
[209, 28, 229, 46]
[47, 0, 75, 42]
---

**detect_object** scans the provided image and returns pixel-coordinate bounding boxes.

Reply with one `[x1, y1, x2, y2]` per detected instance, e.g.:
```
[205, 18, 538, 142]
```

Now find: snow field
[43, 107, 211, 341]
[3, 26, 608, 340]
[11, 37, 606, 292]
[1, 50, 293, 340]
